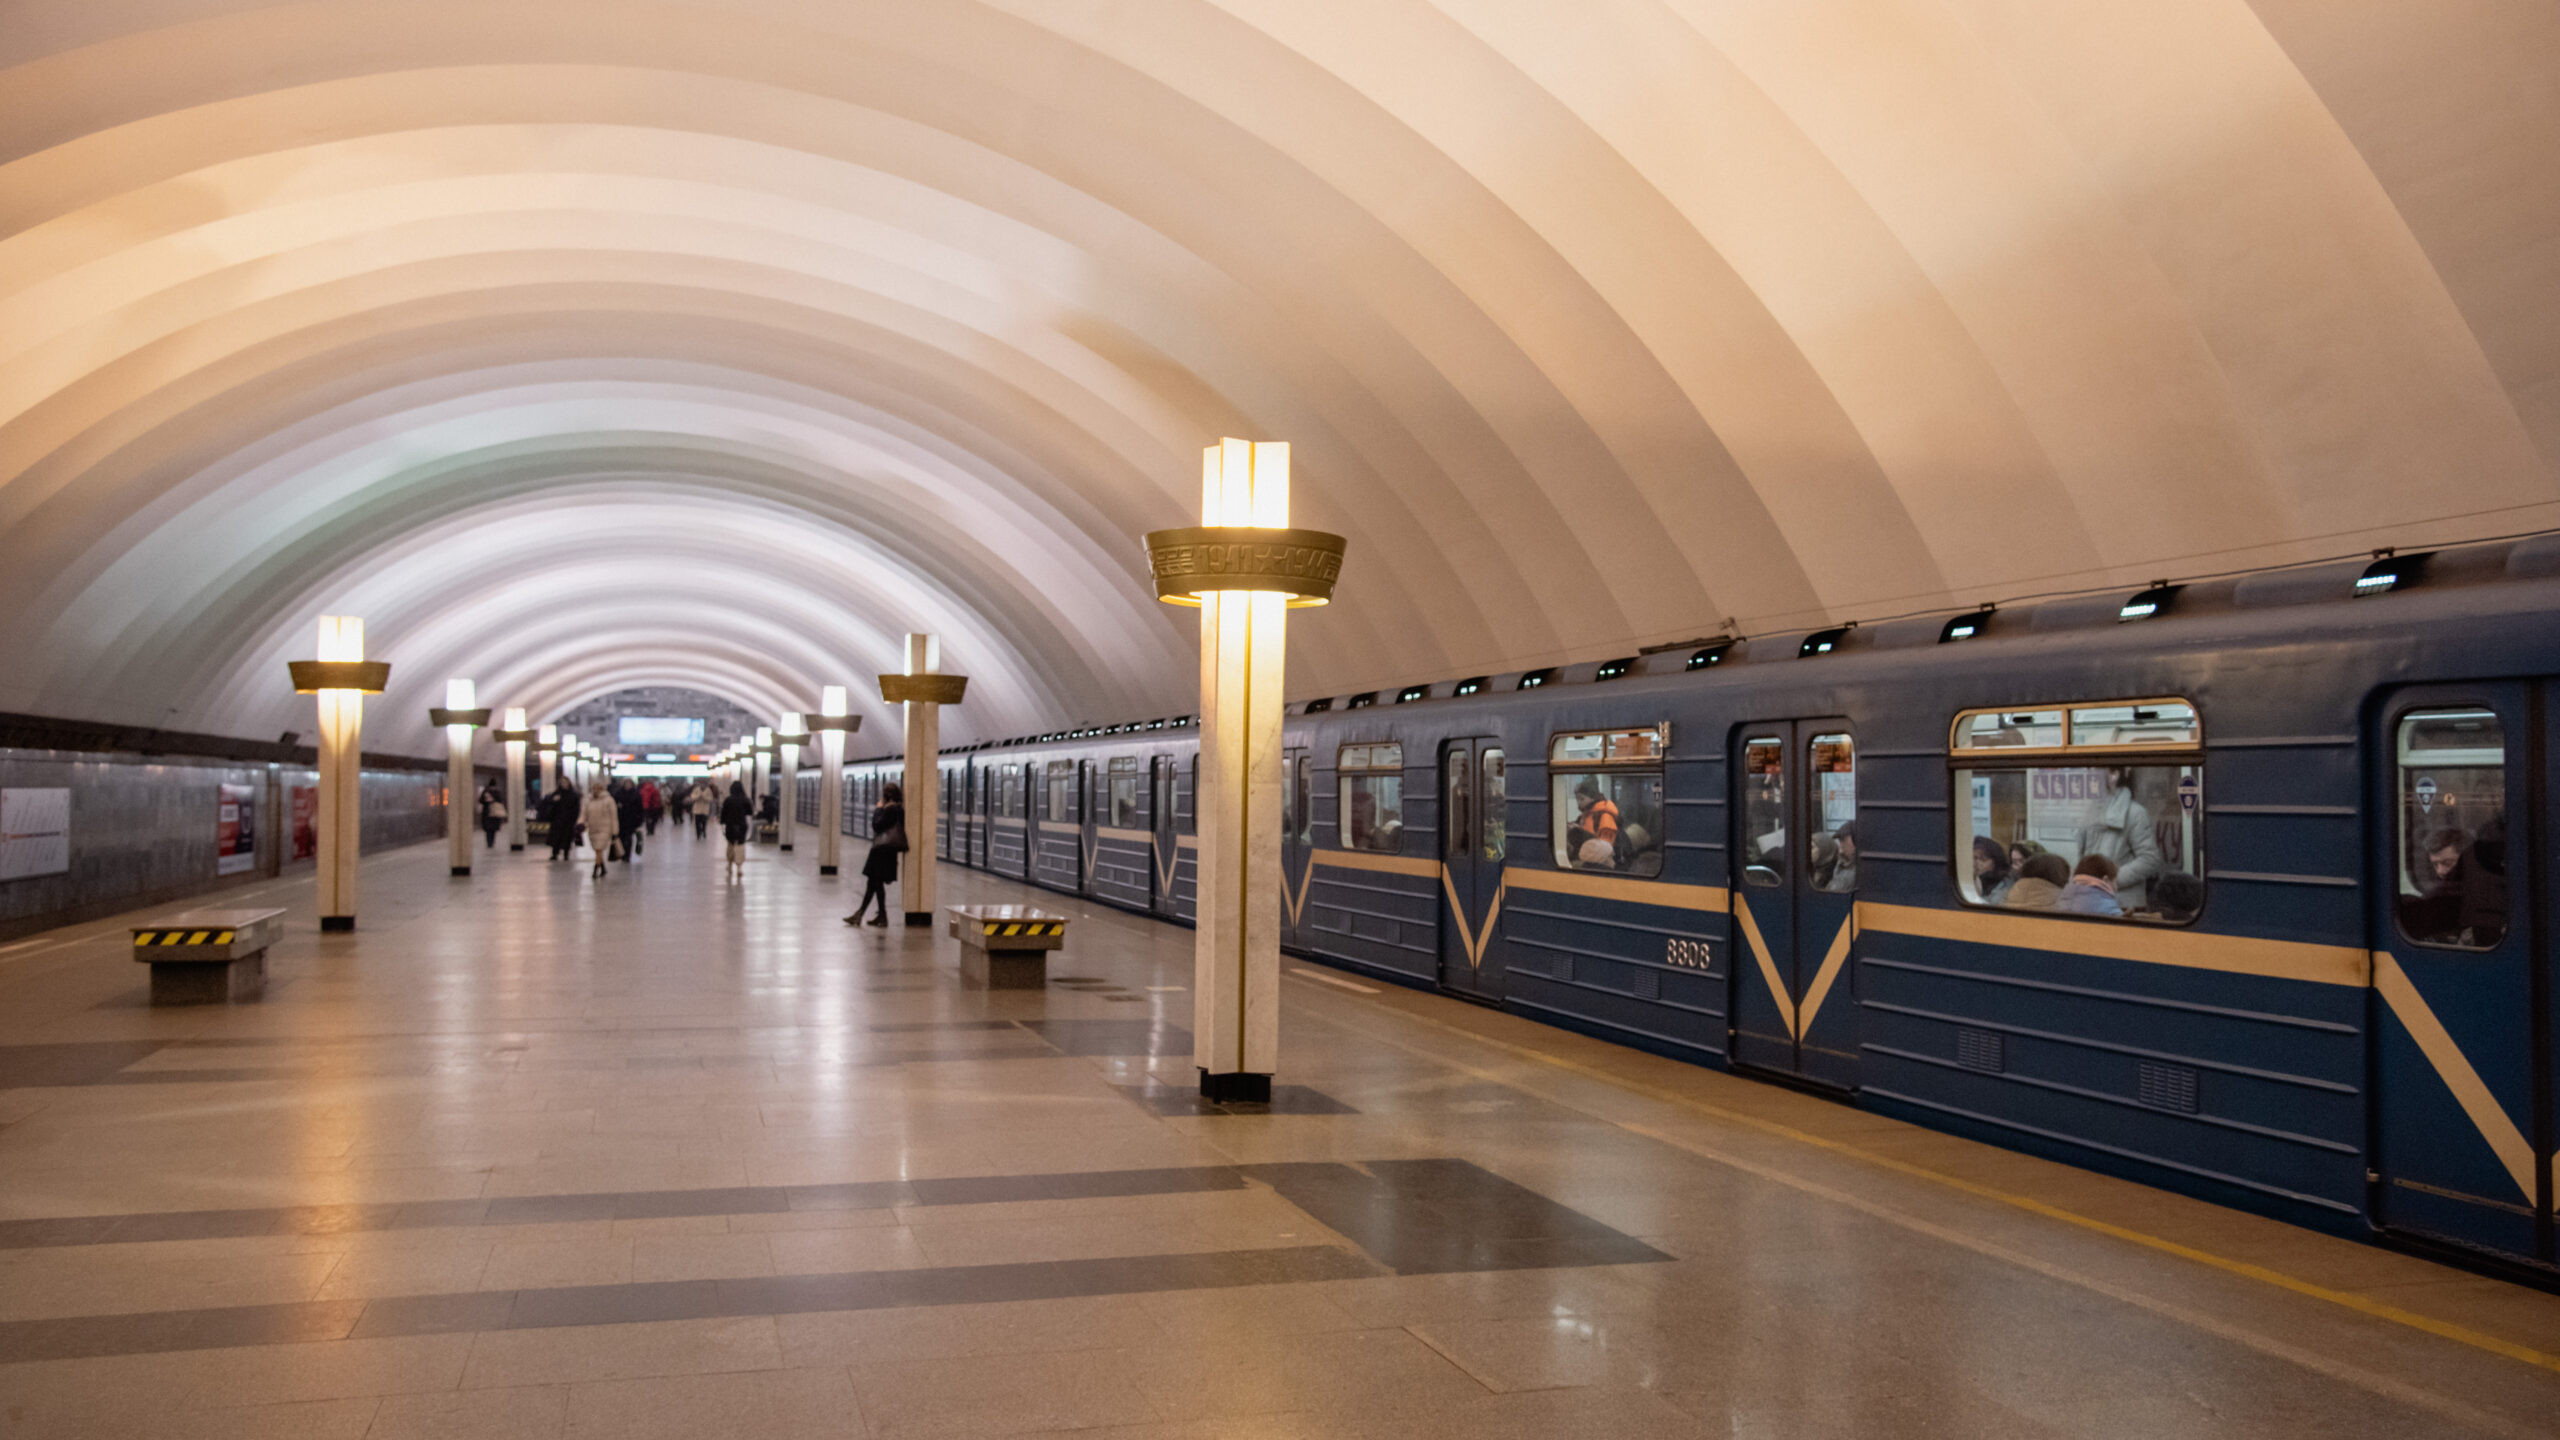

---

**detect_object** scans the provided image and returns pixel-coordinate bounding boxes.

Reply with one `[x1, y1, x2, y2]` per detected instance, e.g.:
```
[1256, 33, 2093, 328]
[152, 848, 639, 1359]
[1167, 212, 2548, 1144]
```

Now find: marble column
[287, 615, 389, 934]
[432, 679, 490, 876]
[881, 634, 968, 926]
[777, 714, 804, 851]
[1145, 439, 1344, 1102]
[500, 708, 529, 850]
[811, 687, 858, 876]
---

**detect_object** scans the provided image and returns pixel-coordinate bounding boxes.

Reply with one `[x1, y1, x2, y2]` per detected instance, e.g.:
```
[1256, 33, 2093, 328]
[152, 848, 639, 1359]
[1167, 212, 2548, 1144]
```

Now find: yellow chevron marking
[160, 932, 184, 946]
[2374, 950, 2534, 1203]
[1793, 914, 1857, 1040]
[1437, 866, 1506, 970]
[186, 931, 210, 945]
[1733, 893, 1796, 1038]
[1283, 856, 1314, 927]
[213, 931, 234, 945]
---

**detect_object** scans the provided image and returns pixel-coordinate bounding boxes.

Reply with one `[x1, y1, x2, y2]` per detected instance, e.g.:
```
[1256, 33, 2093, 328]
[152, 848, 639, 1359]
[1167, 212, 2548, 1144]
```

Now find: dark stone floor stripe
[0, 1163, 1255, 1252]
[1241, 1158, 1673, 1274]
[0, 1245, 1381, 1363]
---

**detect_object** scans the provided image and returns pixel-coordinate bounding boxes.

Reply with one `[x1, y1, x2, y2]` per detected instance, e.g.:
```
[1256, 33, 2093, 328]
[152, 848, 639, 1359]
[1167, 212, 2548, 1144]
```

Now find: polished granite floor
[4, 833, 2560, 1438]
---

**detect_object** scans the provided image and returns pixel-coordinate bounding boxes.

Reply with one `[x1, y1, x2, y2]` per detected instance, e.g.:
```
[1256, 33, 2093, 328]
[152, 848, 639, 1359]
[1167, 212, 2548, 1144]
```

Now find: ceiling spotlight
[1940, 607, 1995, 643]
[2356, 549, 2428, 597]
[2119, 582, 2180, 622]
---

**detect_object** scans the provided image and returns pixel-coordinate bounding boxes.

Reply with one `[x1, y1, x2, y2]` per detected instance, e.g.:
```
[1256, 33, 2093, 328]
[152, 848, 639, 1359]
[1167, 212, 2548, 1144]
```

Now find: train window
[1808, 733, 1858, 892]
[1445, 749, 1472, 859]
[1548, 726, 1668, 877]
[1740, 737, 1785, 886]
[1480, 749, 1507, 861]
[2395, 709, 2507, 950]
[1954, 709, 2064, 751]
[1108, 756, 1140, 828]
[1338, 742, 1404, 852]
[1293, 755, 1312, 843]
[1951, 697, 2203, 923]
[1045, 761, 1077, 822]
[1002, 764, 1024, 818]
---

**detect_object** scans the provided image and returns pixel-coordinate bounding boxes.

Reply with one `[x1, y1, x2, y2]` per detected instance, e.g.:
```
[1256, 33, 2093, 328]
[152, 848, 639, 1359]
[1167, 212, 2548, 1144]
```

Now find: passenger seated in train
[2002, 853, 2071, 908]
[1571, 779, 1620, 849]
[1971, 837, 2014, 904]
[2053, 853, 2123, 916]
[1576, 836, 1616, 869]
[2398, 819, 2510, 948]
[2146, 870, 2204, 924]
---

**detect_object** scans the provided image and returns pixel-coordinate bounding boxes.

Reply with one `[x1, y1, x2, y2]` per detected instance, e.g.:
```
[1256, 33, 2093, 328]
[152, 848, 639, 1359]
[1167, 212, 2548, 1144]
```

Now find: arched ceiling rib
[1, 0, 2552, 751]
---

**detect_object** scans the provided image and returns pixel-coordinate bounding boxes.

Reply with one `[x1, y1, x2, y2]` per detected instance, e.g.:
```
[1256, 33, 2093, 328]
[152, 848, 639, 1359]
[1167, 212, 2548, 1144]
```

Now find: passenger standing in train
[690, 779, 715, 839]
[1820, 822, 1861, 892]
[580, 780, 620, 880]
[544, 780, 581, 861]
[845, 782, 907, 927]
[2053, 853, 2123, 916]
[2003, 853, 2071, 908]
[720, 781, 752, 881]
[2458, 816, 2510, 947]
[2076, 768, 2163, 909]
[476, 782, 507, 850]
[1972, 837, 2014, 903]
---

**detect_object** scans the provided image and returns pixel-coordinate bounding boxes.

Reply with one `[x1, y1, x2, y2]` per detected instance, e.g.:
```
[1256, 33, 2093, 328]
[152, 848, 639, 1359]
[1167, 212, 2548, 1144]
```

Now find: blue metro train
[805, 535, 2560, 1277]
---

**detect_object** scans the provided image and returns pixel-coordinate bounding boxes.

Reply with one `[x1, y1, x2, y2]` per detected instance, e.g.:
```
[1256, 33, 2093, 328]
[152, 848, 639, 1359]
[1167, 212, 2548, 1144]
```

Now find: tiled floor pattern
[1, 835, 2559, 1436]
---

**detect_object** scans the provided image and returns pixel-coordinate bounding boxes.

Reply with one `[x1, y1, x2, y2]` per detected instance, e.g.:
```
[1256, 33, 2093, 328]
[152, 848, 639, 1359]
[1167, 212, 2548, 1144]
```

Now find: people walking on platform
[690, 780, 715, 839]
[612, 778, 644, 861]
[544, 780, 581, 861]
[476, 782, 507, 849]
[640, 779, 664, 835]
[845, 781, 906, 928]
[719, 781, 753, 880]
[580, 780, 620, 879]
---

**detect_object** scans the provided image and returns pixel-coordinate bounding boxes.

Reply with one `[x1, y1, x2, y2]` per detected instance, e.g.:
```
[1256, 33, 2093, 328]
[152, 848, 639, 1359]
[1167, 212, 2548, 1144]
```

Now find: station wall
[0, 749, 448, 937]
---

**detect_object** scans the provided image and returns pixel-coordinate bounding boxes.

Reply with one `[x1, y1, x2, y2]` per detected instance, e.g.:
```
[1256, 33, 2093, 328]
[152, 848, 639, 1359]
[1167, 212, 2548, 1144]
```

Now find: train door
[1730, 721, 1861, 1090]
[2371, 683, 2552, 1266]
[1437, 737, 1506, 1002]
[1151, 756, 1180, 914]
[1078, 759, 1097, 895]
[1281, 746, 1311, 945]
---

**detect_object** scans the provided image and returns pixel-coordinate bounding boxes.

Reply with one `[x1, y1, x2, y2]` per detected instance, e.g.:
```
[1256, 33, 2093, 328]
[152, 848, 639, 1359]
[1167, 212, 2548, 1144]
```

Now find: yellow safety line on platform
[1284, 975, 2560, 1381]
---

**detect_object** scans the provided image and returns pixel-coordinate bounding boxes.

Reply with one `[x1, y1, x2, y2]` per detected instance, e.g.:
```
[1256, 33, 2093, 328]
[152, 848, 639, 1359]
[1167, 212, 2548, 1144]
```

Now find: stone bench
[946, 905, 1069, 989]
[131, 907, 285, 1005]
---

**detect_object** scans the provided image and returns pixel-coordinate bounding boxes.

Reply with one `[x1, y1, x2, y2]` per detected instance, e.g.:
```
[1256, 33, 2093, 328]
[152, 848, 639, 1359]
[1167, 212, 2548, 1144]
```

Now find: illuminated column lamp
[1145, 439, 1344, 1101]
[494, 708, 533, 851]
[808, 687, 860, 876]
[777, 714, 806, 851]
[880, 634, 967, 926]
[286, 616, 391, 933]
[428, 679, 492, 877]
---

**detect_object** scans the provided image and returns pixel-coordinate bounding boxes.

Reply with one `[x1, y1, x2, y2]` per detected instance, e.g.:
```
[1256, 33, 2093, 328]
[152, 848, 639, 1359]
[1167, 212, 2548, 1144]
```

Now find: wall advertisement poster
[0, 788, 72, 881]
[217, 782, 258, 876]
[290, 784, 318, 861]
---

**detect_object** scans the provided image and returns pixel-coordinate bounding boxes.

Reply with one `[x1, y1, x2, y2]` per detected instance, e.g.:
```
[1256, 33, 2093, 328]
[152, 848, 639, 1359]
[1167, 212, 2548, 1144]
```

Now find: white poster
[2027, 767, 2107, 863]
[0, 787, 71, 881]
[217, 782, 257, 876]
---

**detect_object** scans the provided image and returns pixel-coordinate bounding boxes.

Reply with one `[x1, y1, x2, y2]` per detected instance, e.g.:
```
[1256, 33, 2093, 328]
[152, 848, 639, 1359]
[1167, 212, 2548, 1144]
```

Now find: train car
[920, 536, 2560, 1278]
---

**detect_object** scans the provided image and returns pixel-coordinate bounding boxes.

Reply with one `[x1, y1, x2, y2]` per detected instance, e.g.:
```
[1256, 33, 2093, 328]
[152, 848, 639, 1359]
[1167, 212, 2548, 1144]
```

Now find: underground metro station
[4, 5, 2560, 1437]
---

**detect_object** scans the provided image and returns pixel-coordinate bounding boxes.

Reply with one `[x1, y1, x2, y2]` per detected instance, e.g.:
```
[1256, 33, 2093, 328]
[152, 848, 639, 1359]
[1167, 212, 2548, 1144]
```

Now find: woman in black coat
[845, 782, 906, 927]
[719, 780, 753, 882]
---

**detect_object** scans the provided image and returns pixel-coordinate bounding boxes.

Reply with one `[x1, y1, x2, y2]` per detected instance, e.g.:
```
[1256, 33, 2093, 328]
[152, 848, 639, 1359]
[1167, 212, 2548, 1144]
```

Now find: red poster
[290, 784, 318, 861]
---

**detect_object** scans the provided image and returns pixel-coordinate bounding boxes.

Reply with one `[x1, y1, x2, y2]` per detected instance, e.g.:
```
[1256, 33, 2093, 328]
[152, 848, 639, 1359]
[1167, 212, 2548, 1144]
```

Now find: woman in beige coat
[581, 780, 621, 879]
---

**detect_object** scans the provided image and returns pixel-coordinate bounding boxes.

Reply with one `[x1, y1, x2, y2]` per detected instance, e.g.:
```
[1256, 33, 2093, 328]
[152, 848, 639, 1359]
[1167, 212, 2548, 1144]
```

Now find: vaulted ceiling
[4, 1, 2553, 753]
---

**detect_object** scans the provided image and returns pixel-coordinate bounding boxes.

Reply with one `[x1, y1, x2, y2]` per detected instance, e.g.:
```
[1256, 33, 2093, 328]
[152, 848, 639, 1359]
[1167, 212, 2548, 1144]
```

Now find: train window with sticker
[2395, 709, 2507, 950]
[1548, 725, 1668, 877]
[1108, 756, 1140, 828]
[1045, 761, 1077, 822]
[1337, 742, 1405, 852]
[1949, 699, 2204, 923]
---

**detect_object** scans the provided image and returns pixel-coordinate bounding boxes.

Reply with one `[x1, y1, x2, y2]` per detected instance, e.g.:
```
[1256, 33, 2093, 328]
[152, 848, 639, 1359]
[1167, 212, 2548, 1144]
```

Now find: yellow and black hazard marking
[980, 922, 1066, 939]
[133, 930, 235, 946]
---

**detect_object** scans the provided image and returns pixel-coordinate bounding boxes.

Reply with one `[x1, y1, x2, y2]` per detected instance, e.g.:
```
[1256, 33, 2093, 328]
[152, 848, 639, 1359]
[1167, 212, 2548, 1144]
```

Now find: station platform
[2, 836, 2558, 1438]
